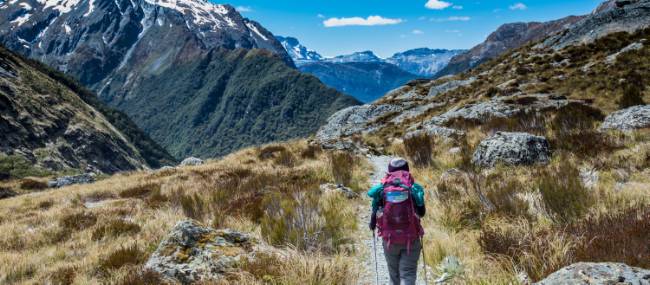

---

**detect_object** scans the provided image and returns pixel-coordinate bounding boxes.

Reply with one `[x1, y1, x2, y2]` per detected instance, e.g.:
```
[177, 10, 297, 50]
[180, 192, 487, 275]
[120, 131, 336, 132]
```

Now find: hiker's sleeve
[411, 183, 425, 207]
[367, 184, 383, 211]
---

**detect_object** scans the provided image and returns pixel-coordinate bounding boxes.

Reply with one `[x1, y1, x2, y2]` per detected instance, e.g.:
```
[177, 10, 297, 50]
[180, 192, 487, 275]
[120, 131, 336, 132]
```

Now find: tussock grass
[0, 140, 362, 284]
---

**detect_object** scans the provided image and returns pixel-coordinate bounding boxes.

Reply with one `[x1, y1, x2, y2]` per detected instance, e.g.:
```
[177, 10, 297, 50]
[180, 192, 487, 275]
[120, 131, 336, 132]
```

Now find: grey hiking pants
[383, 238, 421, 285]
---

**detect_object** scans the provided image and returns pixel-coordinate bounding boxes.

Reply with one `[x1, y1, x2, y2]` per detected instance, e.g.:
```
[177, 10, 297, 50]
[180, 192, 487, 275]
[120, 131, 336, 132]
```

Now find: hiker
[368, 158, 426, 285]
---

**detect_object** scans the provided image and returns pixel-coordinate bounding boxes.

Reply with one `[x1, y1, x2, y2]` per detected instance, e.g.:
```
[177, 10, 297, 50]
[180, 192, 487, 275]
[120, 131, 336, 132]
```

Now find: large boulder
[145, 220, 255, 284]
[316, 104, 402, 148]
[599, 105, 650, 131]
[534, 262, 650, 285]
[404, 125, 466, 141]
[180, 157, 204, 167]
[472, 132, 551, 168]
[47, 173, 96, 188]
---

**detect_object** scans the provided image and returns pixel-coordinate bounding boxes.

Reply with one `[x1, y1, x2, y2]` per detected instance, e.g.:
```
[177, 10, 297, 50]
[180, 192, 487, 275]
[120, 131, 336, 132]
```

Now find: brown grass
[19, 178, 48, 191]
[403, 132, 434, 168]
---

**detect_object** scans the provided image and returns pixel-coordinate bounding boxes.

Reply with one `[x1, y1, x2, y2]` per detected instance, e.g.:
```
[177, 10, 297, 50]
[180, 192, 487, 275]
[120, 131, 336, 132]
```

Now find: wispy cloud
[425, 0, 452, 10]
[323, 15, 403, 27]
[235, 6, 252, 13]
[509, 2, 527, 10]
[412, 29, 424, 35]
[430, 16, 471, 22]
[317, 14, 325, 19]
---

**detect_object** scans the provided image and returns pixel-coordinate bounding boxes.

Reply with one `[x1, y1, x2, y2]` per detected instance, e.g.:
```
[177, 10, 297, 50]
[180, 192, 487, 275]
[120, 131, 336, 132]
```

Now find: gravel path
[357, 155, 430, 285]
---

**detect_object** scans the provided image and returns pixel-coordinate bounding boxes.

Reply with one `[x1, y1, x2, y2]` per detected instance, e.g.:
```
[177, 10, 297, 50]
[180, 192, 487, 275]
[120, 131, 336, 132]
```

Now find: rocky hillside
[0, 44, 174, 176]
[386, 48, 466, 77]
[435, 16, 584, 78]
[0, 0, 358, 158]
[316, 1, 650, 282]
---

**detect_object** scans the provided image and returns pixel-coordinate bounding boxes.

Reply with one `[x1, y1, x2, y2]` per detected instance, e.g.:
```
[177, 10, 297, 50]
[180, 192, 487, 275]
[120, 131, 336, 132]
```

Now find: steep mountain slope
[385, 48, 466, 77]
[0, 44, 175, 175]
[276, 36, 322, 65]
[435, 16, 584, 78]
[0, 0, 358, 158]
[299, 61, 418, 103]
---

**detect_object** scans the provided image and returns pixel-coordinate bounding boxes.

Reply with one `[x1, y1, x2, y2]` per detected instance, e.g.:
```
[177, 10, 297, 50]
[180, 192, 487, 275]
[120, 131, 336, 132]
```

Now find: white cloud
[452, 5, 463, 10]
[235, 6, 252, 12]
[431, 16, 471, 22]
[509, 3, 527, 10]
[323, 15, 403, 27]
[425, 0, 452, 10]
[317, 14, 325, 19]
[412, 29, 424, 35]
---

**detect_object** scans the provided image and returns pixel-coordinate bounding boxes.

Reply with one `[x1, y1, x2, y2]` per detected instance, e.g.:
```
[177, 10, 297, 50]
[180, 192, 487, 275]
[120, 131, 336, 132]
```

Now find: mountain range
[0, 0, 359, 159]
[276, 36, 464, 102]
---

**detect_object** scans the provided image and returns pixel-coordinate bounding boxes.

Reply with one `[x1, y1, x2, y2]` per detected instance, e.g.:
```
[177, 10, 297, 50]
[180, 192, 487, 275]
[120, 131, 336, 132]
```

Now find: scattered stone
[606, 42, 644, 64]
[48, 173, 96, 188]
[145, 220, 255, 284]
[404, 124, 466, 141]
[0, 187, 17, 199]
[448, 147, 462, 154]
[180, 157, 204, 167]
[579, 167, 599, 189]
[534, 262, 650, 285]
[158, 166, 176, 171]
[427, 77, 476, 97]
[319, 183, 359, 199]
[472, 132, 552, 168]
[599, 105, 650, 131]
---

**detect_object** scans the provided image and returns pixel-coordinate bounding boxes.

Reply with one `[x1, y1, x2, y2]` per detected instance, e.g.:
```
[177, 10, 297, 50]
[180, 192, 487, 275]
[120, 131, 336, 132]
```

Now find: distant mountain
[0, 44, 175, 175]
[386, 48, 466, 77]
[0, 0, 358, 158]
[300, 61, 418, 103]
[276, 36, 322, 65]
[435, 16, 584, 78]
[323, 51, 383, 64]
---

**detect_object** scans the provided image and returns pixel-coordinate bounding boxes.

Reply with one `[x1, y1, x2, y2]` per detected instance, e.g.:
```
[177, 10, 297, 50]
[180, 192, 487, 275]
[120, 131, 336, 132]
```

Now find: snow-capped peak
[276, 36, 323, 65]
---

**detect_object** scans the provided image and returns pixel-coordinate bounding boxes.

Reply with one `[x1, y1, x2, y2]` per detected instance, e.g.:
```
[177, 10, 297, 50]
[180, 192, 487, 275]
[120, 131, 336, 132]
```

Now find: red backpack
[376, 170, 424, 250]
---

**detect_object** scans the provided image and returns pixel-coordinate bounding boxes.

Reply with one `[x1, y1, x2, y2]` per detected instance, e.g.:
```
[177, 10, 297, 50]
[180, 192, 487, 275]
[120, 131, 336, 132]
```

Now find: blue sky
[220, 0, 603, 58]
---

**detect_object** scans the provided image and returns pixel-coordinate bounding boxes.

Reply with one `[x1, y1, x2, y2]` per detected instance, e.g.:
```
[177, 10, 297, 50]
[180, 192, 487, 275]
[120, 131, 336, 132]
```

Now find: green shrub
[328, 151, 355, 186]
[0, 154, 51, 180]
[617, 71, 646, 108]
[536, 163, 592, 223]
[485, 179, 530, 220]
[92, 220, 141, 241]
[403, 133, 434, 168]
[19, 178, 48, 190]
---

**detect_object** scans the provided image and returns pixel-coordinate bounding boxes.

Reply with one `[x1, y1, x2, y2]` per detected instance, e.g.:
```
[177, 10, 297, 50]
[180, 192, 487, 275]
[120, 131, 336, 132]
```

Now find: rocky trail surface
[357, 155, 430, 285]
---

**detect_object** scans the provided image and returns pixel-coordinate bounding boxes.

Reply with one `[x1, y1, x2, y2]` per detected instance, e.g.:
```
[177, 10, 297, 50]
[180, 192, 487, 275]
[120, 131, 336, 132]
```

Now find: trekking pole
[420, 237, 429, 285]
[372, 230, 380, 285]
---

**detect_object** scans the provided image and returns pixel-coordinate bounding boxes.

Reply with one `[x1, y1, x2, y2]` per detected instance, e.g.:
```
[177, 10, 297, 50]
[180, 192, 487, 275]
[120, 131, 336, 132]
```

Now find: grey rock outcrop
[48, 173, 96, 188]
[600, 105, 650, 131]
[542, 0, 650, 50]
[534, 262, 650, 285]
[472, 132, 551, 168]
[428, 77, 476, 97]
[319, 183, 359, 199]
[606, 42, 644, 64]
[316, 104, 402, 148]
[404, 125, 465, 141]
[180, 157, 204, 167]
[145, 220, 255, 284]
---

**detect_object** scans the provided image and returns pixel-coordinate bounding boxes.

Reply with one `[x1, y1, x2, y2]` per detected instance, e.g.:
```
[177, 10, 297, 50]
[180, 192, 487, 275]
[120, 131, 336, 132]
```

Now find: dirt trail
[357, 155, 429, 285]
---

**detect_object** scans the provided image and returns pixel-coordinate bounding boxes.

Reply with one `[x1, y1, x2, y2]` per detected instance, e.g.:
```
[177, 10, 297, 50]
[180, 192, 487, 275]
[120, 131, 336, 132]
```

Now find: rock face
[534, 262, 650, 285]
[319, 183, 359, 199]
[0, 45, 175, 174]
[179, 157, 204, 167]
[0, 0, 359, 158]
[435, 16, 584, 78]
[48, 173, 96, 188]
[316, 104, 402, 148]
[541, 0, 650, 50]
[145, 220, 255, 284]
[600, 105, 650, 131]
[428, 77, 476, 97]
[472, 132, 551, 168]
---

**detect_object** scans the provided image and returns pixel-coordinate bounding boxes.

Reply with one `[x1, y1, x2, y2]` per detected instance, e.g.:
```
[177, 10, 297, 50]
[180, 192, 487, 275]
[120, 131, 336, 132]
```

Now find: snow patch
[37, 0, 83, 13]
[141, 0, 233, 28]
[118, 6, 153, 69]
[64, 24, 71, 34]
[11, 13, 32, 26]
[83, 0, 94, 17]
[19, 2, 32, 10]
[246, 22, 268, 41]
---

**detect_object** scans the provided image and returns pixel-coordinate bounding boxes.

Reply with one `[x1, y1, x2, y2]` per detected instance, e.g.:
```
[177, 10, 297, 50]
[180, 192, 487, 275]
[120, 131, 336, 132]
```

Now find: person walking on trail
[368, 158, 426, 285]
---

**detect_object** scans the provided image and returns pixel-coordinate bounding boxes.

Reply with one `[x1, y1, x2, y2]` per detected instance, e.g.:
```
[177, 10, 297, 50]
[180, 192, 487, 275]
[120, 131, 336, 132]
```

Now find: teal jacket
[367, 182, 425, 212]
